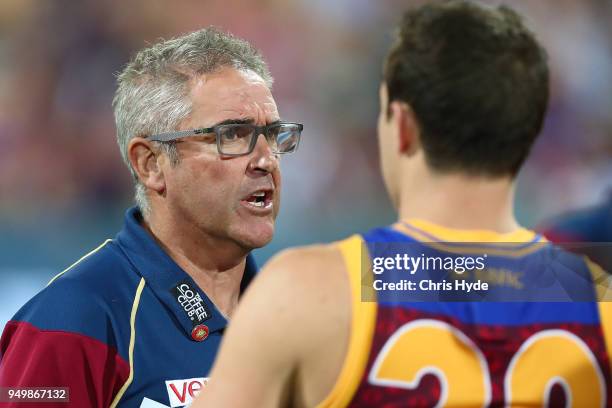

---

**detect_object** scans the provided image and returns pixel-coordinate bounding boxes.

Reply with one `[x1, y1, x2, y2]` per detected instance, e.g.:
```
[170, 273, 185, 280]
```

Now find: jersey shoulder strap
[316, 235, 377, 408]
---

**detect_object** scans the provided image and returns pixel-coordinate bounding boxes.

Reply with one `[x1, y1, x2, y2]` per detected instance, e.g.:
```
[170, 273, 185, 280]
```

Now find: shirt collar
[115, 207, 258, 340]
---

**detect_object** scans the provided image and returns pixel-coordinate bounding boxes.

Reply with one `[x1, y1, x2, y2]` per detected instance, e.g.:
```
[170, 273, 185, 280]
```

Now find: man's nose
[248, 133, 278, 174]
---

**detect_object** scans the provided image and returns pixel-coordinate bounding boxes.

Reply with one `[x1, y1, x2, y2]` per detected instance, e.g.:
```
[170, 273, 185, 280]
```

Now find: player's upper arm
[194, 244, 350, 408]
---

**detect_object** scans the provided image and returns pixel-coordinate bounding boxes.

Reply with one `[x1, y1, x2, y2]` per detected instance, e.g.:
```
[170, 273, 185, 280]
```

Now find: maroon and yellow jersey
[318, 220, 612, 407]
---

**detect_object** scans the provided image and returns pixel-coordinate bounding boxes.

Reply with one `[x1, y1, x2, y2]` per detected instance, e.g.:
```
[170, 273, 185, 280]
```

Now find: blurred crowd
[0, 0, 611, 321]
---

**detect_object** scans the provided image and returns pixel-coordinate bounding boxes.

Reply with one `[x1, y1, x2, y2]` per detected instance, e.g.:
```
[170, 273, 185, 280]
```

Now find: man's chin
[233, 221, 275, 250]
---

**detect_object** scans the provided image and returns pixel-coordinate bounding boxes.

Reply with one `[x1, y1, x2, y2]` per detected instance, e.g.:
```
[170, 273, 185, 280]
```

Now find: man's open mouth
[243, 190, 273, 209]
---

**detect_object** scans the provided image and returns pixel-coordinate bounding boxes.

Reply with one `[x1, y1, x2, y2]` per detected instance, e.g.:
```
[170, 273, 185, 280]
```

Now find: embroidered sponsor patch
[170, 280, 211, 325]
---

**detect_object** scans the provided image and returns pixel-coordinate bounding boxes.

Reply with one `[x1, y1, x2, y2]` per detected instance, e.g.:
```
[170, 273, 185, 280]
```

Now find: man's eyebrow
[210, 118, 254, 127]
[202, 118, 282, 128]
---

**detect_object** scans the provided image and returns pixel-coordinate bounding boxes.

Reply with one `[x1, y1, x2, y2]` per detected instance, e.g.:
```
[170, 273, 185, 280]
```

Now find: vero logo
[165, 377, 209, 407]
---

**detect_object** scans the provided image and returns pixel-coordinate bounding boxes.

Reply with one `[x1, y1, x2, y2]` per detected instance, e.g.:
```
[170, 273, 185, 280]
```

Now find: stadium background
[1, 0, 611, 326]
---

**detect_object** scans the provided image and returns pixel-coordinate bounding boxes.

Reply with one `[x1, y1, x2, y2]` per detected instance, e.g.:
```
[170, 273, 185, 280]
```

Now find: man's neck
[142, 209, 248, 318]
[397, 170, 520, 233]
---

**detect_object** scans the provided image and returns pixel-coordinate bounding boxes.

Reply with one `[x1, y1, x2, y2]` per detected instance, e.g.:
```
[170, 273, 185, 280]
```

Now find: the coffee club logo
[170, 280, 212, 326]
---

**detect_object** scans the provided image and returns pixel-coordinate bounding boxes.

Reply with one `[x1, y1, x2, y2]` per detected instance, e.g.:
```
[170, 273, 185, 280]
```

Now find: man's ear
[388, 101, 420, 154]
[127, 137, 166, 194]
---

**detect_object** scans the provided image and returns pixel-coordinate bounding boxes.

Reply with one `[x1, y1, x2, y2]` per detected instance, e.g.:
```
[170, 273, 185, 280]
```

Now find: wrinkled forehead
[187, 67, 279, 126]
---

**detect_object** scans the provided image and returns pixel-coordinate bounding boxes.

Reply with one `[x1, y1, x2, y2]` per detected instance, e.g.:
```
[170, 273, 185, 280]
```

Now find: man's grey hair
[112, 27, 273, 216]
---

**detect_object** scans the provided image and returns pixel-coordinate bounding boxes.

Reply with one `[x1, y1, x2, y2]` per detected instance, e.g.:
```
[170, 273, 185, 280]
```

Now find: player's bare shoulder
[264, 242, 347, 285]
[257, 242, 351, 334]
[259, 243, 353, 406]
[242, 242, 351, 331]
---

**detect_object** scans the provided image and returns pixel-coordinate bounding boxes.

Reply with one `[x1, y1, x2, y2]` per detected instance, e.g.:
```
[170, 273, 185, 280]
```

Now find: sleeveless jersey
[318, 219, 612, 407]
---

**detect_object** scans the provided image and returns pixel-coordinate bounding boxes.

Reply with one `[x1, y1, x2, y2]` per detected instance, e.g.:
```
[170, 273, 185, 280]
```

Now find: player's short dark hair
[384, 0, 549, 177]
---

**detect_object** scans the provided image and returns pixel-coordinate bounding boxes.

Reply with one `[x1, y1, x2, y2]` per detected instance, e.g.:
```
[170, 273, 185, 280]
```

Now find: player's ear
[389, 101, 420, 155]
[127, 137, 166, 194]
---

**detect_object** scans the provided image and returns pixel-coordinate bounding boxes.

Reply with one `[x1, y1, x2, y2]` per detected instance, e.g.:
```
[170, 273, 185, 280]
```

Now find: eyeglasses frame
[147, 121, 303, 157]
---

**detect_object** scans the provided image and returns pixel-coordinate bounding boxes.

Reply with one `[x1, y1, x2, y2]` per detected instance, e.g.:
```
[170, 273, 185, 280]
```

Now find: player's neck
[397, 171, 520, 233]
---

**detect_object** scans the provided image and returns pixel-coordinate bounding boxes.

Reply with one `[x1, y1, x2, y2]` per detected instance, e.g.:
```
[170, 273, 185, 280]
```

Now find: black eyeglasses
[147, 121, 303, 157]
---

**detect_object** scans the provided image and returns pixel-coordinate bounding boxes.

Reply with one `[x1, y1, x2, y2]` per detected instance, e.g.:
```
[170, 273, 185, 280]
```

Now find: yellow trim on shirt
[316, 235, 377, 408]
[405, 219, 538, 242]
[392, 221, 546, 257]
[582, 257, 612, 374]
[110, 277, 146, 408]
[586, 257, 612, 374]
[598, 302, 612, 373]
[47, 239, 113, 286]
[586, 257, 612, 301]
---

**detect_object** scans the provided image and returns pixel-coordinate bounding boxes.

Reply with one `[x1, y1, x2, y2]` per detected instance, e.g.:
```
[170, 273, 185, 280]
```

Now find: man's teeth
[246, 192, 271, 208]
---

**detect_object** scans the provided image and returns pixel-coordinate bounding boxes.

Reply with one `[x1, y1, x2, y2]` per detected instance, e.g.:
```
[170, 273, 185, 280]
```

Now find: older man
[0, 28, 301, 407]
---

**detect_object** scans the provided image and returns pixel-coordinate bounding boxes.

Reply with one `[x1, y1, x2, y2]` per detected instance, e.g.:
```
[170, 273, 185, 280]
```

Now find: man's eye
[199, 134, 216, 143]
[223, 127, 251, 141]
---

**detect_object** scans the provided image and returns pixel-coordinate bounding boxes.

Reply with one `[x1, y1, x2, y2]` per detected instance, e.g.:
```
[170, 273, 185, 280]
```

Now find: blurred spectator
[541, 192, 612, 243]
[539, 192, 612, 273]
